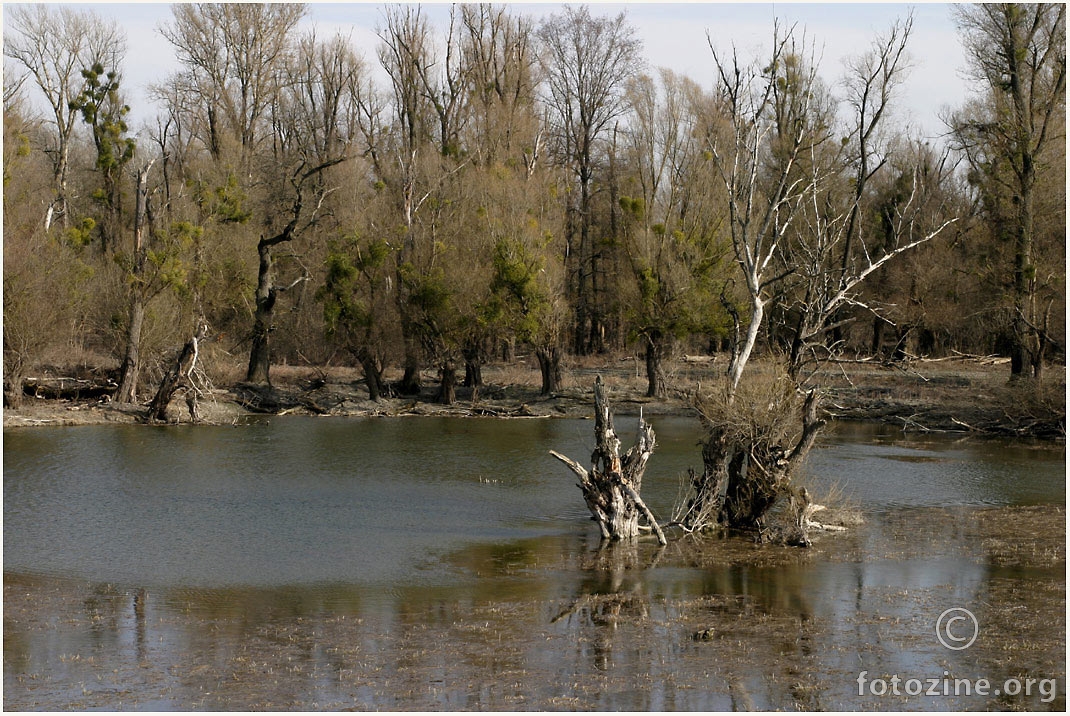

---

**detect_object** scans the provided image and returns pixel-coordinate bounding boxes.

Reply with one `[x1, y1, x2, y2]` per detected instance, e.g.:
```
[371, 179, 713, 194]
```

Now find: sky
[5, 2, 970, 142]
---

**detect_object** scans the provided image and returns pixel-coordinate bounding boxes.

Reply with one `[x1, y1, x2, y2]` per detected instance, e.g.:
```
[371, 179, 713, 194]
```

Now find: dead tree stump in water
[550, 376, 667, 545]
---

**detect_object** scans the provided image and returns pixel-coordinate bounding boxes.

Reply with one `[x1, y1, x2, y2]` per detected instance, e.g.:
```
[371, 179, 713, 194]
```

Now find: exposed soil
[4, 355, 1064, 440]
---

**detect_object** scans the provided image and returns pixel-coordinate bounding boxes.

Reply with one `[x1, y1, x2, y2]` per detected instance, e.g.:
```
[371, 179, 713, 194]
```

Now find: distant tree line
[3, 3, 1064, 407]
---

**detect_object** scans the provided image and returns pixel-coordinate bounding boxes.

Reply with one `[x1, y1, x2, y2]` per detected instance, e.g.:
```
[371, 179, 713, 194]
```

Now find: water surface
[4, 417, 1065, 710]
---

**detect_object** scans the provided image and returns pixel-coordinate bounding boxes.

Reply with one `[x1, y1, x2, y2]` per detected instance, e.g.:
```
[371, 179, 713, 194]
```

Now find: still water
[4, 417, 1066, 710]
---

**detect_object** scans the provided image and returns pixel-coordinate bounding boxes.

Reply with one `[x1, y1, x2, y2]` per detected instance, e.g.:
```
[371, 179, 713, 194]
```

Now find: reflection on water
[4, 508, 1065, 710]
[3, 418, 1065, 709]
[4, 418, 1063, 589]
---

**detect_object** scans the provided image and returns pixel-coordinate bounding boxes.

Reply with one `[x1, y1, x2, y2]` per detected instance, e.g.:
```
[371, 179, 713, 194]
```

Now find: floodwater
[4, 417, 1066, 710]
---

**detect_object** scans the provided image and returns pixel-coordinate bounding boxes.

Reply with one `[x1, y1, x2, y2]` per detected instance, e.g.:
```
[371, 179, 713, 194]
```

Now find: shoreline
[3, 358, 1064, 441]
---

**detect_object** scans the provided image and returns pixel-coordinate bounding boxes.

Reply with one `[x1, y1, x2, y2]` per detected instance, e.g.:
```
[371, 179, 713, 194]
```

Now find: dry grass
[693, 363, 805, 447]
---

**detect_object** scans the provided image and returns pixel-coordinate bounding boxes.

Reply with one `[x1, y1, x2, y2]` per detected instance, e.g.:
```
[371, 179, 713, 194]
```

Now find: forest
[3, 3, 1065, 414]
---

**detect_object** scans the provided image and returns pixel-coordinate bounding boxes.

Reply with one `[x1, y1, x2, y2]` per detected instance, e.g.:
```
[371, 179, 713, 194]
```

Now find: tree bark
[246, 238, 276, 384]
[1011, 157, 1036, 378]
[115, 165, 152, 403]
[463, 342, 483, 389]
[398, 329, 423, 395]
[356, 349, 385, 401]
[4, 367, 26, 408]
[550, 376, 666, 544]
[644, 333, 667, 398]
[115, 298, 145, 403]
[437, 359, 457, 405]
[501, 336, 515, 363]
[536, 344, 562, 395]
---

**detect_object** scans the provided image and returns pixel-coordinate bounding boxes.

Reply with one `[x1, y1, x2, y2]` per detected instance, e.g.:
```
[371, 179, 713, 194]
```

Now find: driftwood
[22, 376, 116, 401]
[550, 376, 667, 545]
[145, 323, 208, 423]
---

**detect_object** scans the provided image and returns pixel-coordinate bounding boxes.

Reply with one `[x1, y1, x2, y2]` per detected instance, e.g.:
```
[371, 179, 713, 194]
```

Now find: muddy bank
[3, 358, 1064, 439]
[4, 505, 1064, 711]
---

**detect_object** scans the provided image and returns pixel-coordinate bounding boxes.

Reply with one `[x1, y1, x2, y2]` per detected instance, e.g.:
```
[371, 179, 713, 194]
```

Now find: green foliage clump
[64, 217, 97, 248]
[70, 63, 135, 179]
[189, 174, 252, 224]
[489, 236, 554, 343]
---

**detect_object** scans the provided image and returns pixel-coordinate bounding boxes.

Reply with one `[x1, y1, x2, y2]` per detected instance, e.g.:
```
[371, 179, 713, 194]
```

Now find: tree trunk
[536, 345, 562, 395]
[727, 294, 764, 395]
[115, 298, 145, 403]
[356, 349, 385, 401]
[463, 343, 483, 389]
[437, 359, 457, 405]
[1011, 159, 1037, 378]
[4, 366, 26, 408]
[115, 165, 151, 404]
[644, 333, 667, 398]
[550, 376, 666, 544]
[147, 324, 207, 423]
[49, 142, 71, 231]
[246, 239, 276, 384]
[683, 389, 825, 534]
[398, 331, 422, 395]
[871, 315, 891, 357]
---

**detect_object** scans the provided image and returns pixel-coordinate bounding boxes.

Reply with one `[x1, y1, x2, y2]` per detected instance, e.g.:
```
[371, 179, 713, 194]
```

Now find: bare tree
[702, 25, 821, 396]
[537, 5, 643, 354]
[245, 32, 362, 384]
[374, 5, 440, 395]
[950, 3, 1066, 379]
[113, 161, 153, 404]
[277, 32, 365, 163]
[4, 5, 125, 231]
[678, 21, 957, 537]
[460, 4, 540, 166]
[160, 3, 306, 164]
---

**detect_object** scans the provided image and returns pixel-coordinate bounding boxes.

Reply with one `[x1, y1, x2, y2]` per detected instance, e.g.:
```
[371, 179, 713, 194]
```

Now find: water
[5, 417, 1062, 589]
[3, 417, 1066, 710]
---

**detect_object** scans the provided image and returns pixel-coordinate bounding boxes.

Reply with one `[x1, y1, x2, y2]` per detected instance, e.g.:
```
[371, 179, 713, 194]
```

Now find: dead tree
[146, 322, 208, 423]
[676, 384, 825, 534]
[674, 21, 955, 540]
[550, 376, 667, 545]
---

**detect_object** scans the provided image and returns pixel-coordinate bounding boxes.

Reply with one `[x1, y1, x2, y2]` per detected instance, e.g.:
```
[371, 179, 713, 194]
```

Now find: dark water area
[3, 417, 1066, 710]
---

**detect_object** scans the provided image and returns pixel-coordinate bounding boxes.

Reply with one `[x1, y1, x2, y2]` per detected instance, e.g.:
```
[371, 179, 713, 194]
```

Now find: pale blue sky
[6, 2, 968, 141]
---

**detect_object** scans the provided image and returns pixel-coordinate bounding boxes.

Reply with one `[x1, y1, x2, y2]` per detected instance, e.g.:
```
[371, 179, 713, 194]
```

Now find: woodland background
[3, 3, 1064, 407]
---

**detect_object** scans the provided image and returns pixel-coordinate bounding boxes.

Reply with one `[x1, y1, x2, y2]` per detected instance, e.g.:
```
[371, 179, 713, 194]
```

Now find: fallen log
[23, 376, 116, 401]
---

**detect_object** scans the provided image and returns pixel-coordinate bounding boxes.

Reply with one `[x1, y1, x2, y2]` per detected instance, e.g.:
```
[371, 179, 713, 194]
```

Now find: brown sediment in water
[4, 505, 1064, 711]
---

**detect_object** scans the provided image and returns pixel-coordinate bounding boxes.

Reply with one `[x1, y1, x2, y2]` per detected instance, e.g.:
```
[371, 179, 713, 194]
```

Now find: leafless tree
[245, 31, 363, 385]
[460, 4, 540, 167]
[4, 5, 125, 230]
[950, 3, 1066, 379]
[537, 5, 643, 354]
[160, 3, 306, 164]
[679, 21, 957, 537]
